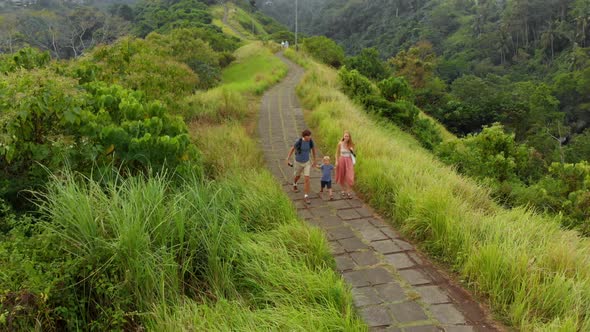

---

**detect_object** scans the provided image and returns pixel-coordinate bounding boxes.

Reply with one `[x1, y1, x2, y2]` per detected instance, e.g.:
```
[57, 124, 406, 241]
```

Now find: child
[317, 156, 334, 200]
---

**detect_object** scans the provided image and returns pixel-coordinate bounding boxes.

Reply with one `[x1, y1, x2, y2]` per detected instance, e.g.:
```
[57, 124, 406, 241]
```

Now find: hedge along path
[258, 52, 503, 332]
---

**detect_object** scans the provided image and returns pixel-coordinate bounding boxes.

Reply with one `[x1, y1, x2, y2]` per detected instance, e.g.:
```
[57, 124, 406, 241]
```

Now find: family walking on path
[286, 129, 356, 204]
[262, 52, 500, 331]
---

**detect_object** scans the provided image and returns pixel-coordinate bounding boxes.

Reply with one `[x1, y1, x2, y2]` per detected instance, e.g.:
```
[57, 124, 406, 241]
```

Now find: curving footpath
[258, 53, 502, 332]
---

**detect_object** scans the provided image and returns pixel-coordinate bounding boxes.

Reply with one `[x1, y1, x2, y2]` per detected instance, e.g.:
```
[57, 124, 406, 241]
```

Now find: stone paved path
[258, 53, 501, 332]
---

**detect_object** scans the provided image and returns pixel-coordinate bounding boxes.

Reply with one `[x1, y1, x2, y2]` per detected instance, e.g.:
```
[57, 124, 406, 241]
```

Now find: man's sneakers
[293, 183, 311, 204]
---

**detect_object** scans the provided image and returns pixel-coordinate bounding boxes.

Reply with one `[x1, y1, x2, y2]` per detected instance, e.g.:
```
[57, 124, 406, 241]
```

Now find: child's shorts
[321, 180, 332, 189]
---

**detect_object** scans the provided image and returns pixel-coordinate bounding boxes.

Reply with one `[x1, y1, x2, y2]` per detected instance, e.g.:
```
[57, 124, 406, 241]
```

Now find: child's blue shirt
[320, 164, 334, 182]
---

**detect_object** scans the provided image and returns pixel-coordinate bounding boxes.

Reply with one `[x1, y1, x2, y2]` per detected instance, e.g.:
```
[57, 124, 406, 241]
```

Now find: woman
[335, 131, 355, 199]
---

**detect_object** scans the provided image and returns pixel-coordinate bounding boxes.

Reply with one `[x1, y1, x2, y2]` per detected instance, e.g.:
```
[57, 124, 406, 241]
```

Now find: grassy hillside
[285, 48, 590, 331]
[0, 3, 365, 330]
[211, 2, 284, 41]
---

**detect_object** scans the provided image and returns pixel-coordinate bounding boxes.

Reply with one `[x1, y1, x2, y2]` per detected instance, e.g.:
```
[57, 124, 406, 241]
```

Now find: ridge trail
[258, 52, 502, 332]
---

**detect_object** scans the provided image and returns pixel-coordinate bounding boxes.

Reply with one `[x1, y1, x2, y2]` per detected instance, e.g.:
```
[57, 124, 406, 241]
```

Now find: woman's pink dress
[335, 155, 355, 187]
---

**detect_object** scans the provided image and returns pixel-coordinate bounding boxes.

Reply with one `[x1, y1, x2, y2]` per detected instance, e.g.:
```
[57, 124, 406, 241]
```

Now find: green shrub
[382, 100, 420, 129]
[411, 117, 443, 150]
[338, 67, 377, 100]
[378, 76, 414, 102]
[0, 215, 83, 330]
[345, 47, 390, 81]
[270, 30, 295, 44]
[565, 128, 590, 163]
[303, 36, 345, 68]
[84, 37, 199, 106]
[436, 123, 544, 183]
[84, 81, 199, 170]
[134, 0, 211, 37]
[0, 67, 199, 211]
[0, 68, 90, 206]
[524, 162, 590, 233]
[0, 47, 51, 73]
[147, 29, 222, 89]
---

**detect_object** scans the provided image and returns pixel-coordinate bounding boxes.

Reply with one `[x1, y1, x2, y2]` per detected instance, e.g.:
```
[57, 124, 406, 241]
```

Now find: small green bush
[378, 76, 414, 102]
[338, 67, 377, 100]
[303, 36, 345, 68]
[345, 47, 390, 81]
[411, 117, 443, 150]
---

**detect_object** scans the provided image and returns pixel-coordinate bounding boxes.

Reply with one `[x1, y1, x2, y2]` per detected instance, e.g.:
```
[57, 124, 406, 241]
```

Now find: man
[286, 129, 317, 204]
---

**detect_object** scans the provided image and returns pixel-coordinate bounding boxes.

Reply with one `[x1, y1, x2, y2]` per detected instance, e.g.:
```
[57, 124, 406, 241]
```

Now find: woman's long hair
[342, 131, 354, 149]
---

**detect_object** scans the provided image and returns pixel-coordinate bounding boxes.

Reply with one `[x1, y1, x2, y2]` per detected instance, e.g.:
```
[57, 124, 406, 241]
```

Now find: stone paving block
[403, 326, 443, 332]
[348, 198, 363, 208]
[335, 255, 356, 272]
[319, 215, 344, 228]
[385, 253, 416, 269]
[388, 301, 429, 323]
[330, 241, 346, 256]
[360, 305, 394, 327]
[372, 240, 404, 254]
[352, 286, 383, 307]
[350, 250, 380, 266]
[415, 286, 450, 304]
[311, 206, 334, 218]
[327, 226, 356, 241]
[359, 228, 390, 242]
[347, 218, 379, 231]
[293, 200, 306, 209]
[270, 169, 284, 179]
[339, 237, 369, 252]
[408, 252, 425, 265]
[297, 209, 313, 220]
[420, 266, 448, 285]
[430, 304, 467, 325]
[355, 206, 374, 217]
[307, 196, 323, 206]
[399, 269, 432, 286]
[343, 267, 395, 287]
[369, 218, 390, 228]
[337, 208, 362, 220]
[306, 219, 321, 227]
[393, 239, 414, 251]
[374, 282, 407, 302]
[380, 227, 400, 239]
[328, 199, 351, 209]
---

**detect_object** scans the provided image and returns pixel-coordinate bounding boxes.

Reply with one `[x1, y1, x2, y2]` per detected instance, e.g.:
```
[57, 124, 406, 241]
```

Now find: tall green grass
[36, 167, 364, 330]
[291, 52, 590, 330]
[182, 87, 249, 123]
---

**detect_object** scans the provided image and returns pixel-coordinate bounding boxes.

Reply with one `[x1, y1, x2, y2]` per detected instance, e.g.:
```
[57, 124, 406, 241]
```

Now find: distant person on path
[335, 130, 355, 199]
[285, 40, 289, 48]
[316, 156, 334, 200]
[281, 40, 285, 48]
[286, 129, 317, 204]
